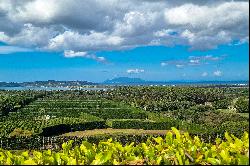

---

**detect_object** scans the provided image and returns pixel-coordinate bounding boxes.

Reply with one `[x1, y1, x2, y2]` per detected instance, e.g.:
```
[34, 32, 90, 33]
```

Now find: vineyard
[0, 95, 147, 137]
[0, 86, 249, 164]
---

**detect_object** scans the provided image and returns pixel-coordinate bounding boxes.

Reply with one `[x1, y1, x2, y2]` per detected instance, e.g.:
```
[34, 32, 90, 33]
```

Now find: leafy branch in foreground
[0, 127, 248, 165]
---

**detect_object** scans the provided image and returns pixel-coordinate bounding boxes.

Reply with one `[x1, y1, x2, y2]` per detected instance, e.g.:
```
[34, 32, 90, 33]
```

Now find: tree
[235, 97, 249, 113]
[213, 98, 231, 109]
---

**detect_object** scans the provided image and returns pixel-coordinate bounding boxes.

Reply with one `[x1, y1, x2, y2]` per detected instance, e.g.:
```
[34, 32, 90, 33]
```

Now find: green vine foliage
[0, 128, 248, 165]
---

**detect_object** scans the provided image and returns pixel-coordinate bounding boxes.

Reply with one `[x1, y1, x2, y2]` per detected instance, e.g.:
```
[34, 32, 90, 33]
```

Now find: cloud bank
[0, 45, 32, 54]
[0, 0, 248, 55]
[161, 54, 226, 68]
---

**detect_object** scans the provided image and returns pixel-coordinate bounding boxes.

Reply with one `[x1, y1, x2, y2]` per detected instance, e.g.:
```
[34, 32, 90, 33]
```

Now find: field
[0, 96, 148, 137]
[61, 129, 170, 136]
[0, 86, 249, 165]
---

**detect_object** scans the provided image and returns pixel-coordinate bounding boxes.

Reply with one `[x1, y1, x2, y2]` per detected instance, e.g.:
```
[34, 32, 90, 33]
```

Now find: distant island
[103, 77, 146, 84]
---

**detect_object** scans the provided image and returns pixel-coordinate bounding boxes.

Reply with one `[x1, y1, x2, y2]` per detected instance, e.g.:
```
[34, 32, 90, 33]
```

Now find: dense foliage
[105, 87, 226, 110]
[235, 97, 249, 113]
[0, 86, 248, 151]
[0, 128, 248, 165]
[0, 92, 145, 137]
[0, 90, 46, 116]
[212, 98, 231, 109]
[104, 86, 249, 137]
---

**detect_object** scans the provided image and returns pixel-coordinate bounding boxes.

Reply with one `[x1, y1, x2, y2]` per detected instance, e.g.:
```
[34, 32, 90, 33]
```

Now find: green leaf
[153, 137, 163, 144]
[62, 142, 67, 150]
[91, 154, 102, 165]
[67, 158, 77, 165]
[220, 150, 230, 163]
[21, 151, 29, 159]
[207, 158, 221, 165]
[176, 151, 183, 165]
[156, 156, 162, 165]
[165, 132, 173, 145]
[6, 157, 13, 165]
[171, 127, 181, 141]
[215, 138, 221, 145]
[113, 159, 120, 165]
[53, 153, 61, 165]
[238, 155, 249, 165]
[225, 132, 232, 143]
[23, 159, 37, 165]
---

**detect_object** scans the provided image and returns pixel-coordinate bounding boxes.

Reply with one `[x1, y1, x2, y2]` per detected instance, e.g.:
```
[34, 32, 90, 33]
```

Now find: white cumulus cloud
[64, 50, 107, 63]
[127, 69, 145, 74]
[0, 0, 248, 54]
[64, 50, 87, 58]
[213, 70, 223, 76]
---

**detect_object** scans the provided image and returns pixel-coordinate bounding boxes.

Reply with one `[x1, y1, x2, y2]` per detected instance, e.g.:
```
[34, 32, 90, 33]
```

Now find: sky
[0, 0, 249, 83]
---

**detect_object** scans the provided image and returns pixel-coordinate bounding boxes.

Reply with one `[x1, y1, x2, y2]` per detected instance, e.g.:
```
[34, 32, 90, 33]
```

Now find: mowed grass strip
[60, 128, 170, 137]
[217, 109, 249, 118]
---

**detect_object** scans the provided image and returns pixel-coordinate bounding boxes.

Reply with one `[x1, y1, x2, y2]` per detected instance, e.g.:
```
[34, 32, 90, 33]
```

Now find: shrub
[9, 128, 34, 137]
[219, 121, 249, 138]
[190, 105, 215, 112]
[0, 128, 248, 165]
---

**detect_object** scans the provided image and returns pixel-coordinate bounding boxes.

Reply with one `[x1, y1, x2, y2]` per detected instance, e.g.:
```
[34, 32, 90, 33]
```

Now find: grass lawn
[239, 113, 249, 118]
[60, 128, 170, 137]
[217, 109, 237, 113]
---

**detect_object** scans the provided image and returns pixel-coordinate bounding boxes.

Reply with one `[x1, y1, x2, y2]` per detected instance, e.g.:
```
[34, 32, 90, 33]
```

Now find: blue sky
[0, 42, 248, 83]
[0, 0, 249, 83]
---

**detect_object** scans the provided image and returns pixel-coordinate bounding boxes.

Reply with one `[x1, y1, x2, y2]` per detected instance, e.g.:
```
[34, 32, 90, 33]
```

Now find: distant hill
[103, 77, 146, 84]
[22, 80, 98, 87]
[0, 80, 98, 87]
[0, 82, 22, 87]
